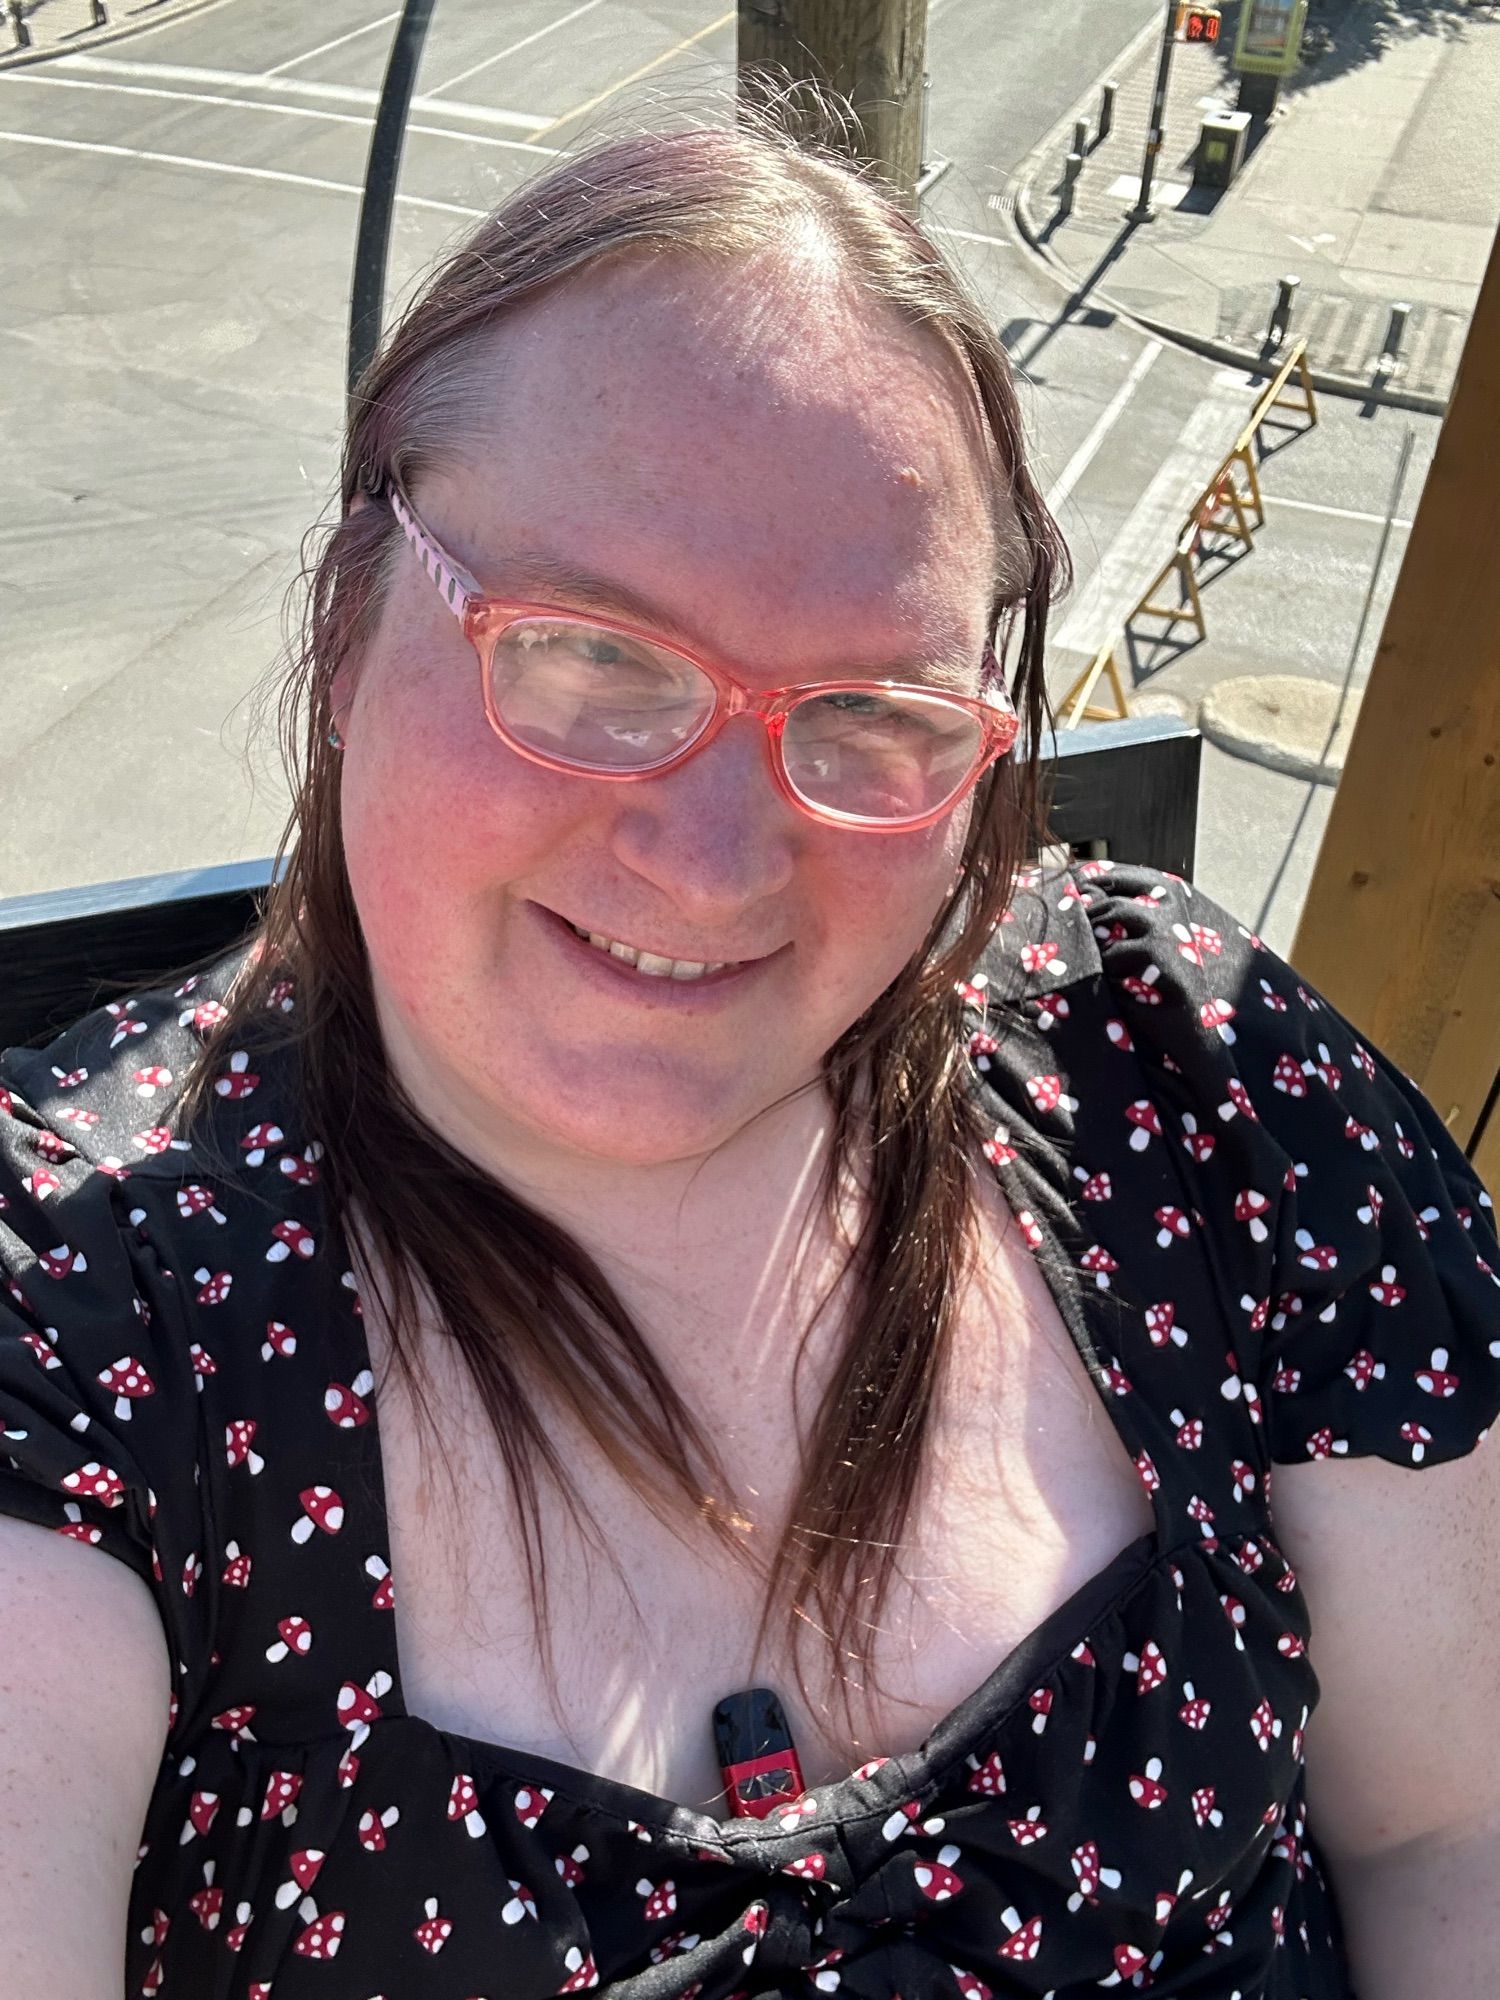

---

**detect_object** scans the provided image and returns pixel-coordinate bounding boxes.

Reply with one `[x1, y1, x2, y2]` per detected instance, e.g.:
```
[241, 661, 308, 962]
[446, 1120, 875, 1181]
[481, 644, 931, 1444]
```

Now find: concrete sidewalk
[0, 0, 226, 69]
[1009, 0, 1500, 410]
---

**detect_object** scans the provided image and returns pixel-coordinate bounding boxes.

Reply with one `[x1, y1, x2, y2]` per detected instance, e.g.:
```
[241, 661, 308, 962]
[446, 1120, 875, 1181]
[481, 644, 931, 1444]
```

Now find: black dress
[1, 859, 1496, 2000]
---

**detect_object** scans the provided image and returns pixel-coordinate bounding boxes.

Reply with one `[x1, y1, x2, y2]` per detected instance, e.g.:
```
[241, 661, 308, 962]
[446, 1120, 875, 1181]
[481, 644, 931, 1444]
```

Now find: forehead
[425, 248, 1013, 670]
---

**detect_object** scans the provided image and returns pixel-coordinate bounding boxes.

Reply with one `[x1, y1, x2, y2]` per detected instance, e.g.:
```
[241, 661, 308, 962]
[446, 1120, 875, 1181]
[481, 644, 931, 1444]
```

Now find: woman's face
[337, 248, 1011, 1178]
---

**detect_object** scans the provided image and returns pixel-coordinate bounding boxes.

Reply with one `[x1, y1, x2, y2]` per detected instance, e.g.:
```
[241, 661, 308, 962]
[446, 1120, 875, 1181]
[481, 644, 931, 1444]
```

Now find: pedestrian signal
[1185, 6, 1221, 39]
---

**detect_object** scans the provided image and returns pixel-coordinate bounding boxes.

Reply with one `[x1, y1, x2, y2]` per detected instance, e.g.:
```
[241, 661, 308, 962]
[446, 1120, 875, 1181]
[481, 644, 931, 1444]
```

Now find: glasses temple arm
[385, 482, 478, 625]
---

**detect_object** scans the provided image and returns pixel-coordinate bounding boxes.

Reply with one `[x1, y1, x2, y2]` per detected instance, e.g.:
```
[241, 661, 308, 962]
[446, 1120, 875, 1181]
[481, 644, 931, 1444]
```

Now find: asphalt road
[1, 0, 1439, 954]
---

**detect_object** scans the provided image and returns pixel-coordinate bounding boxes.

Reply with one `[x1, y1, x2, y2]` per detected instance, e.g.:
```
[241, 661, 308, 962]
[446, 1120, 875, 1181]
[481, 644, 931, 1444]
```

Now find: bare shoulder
[1271, 1436, 1500, 1861]
[0, 1513, 170, 1994]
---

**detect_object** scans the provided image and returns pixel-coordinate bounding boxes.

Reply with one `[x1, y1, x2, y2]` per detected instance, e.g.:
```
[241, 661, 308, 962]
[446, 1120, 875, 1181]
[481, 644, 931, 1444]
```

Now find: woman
[1, 117, 1496, 2000]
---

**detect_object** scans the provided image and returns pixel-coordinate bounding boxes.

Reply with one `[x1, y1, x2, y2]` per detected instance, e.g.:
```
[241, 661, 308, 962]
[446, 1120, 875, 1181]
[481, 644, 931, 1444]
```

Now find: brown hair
[187, 102, 1073, 1739]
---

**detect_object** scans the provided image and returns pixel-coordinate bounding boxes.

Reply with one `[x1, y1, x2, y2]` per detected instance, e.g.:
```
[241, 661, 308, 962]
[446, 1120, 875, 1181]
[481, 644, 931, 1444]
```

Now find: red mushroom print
[910, 1842, 966, 1900]
[1249, 1699, 1283, 1752]
[1152, 1296, 1184, 1344]
[1233, 1189, 1272, 1243]
[221, 1542, 252, 1589]
[1066, 1841, 1123, 1911]
[1304, 1427, 1350, 1460]
[780, 1851, 824, 1885]
[637, 1878, 677, 1923]
[213, 1052, 260, 1100]
[278, 1142, 324, 1186]
[1128, 1759, 1167, 1810]
[291, 1485, 345, 1543]
[337, 1746, 360, 1789]
[774, 1792, 819, 1833]
[1295, 1230, 1339, 1275]
[1235, 1537, 1265, 1576]
[188, 1864, 222, 1931]
[56, 1504, 102, 1548]
[1230, 1459, 1257, 1501]
[1026, 1072, 1077, 1117]
[1415, 1346, 1460, 1396]
[132, 1066, 174, 1099]
[241, 1123, 285, 1167]
[557, 1944, 600, 1991]
[357, 1805, 401, 1851]
[1133, 1449, 1160, 1495]
[501, 1880, 538, 1925]
[955, 969, 989, 1007]
[96, 1355, 156, 1422]
[39, 1243, 88, 1280]
[324, 1371, 375, 1428]
[22, 1167, 61, 1203]
[261, 1770, 302, 1824]
[1199, 995, 1236, 1041]
[262, 1318, 298, 1362]
[1006, 1809, 1047, 1848]
[1178, 1681, 1211, 1730]
[514, 1783, 554, 1829]
[1400, 1420, 1434, 1463]
[980, 1126, 1018, 1168]
[224, 1901, 254, 1953]
[175, 1184, 227, 1225]
[1077, 1169, 1113, 1203]
[1344, 1114, 1379, 1152]
[1191, 1786, 1224, 1830]
[447, 1773, 488, 1839]
[948, 1971, 992, 2000]
[1153, 1869, 1195, 1925]
[1153, 1204, 1193, 1252]
[1122, 1100, 1162, 1153]
[1178, 1113, 1216, 1164]
[193, 1268, 232, 1306]
[210, 1702, 255, 1739]
[1271, 1052, 1308, 1097]
[274, 1849, 326, 1910]
[556, 1843, 590, 1888]
[225, 1419, 264, 1475]
[292, 1903, 345, 1959]
[1124, 1641, 1167, 1695]
[1095, 1353, 1130, 1393]
[1102, 1942, 1149, 1985]
[1277, 1631, 1307, 1660]
[182, 1790, 220, 1843]
[265, 1616, 313, 1664]
[189, 1343, 218, 1388]
[965, 1750, 1005, 1796]
[61, 1460, 127, 1509]
[1172, 1411, 1204, 1450]
[365, 1554, 395, 1610]
[995, 1908, 1043, 1962]
[268, 1218, 316, 1263]
[335, 1668, 391, 1752]
[411, 1896, 453, 1954]
[1219, 1077, 1259, 1125]
[179, 998, 228, 1035]
[1027, 1687, 1053, 1735]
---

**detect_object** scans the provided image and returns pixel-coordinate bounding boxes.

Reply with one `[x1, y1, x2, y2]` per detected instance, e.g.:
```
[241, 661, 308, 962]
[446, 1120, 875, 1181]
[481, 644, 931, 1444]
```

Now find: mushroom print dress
[1, 859, 1497, 2000]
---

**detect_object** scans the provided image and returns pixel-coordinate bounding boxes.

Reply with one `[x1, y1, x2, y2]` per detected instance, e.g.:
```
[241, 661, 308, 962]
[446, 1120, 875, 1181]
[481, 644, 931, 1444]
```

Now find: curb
[1008, 170, 1451, 420]
[1196, 675, 1360, 786]
[0, 0, 232, 70]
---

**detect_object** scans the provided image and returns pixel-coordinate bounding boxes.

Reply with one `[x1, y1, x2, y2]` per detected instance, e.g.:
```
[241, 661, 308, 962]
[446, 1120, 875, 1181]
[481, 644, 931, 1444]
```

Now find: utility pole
[736, 0, 928, 207]
[1127, 0, 1180, 224]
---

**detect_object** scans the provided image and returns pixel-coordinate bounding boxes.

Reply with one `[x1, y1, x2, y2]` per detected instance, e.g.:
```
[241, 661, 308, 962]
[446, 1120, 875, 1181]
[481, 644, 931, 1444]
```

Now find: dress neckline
[331, 1140, 1178, 1854]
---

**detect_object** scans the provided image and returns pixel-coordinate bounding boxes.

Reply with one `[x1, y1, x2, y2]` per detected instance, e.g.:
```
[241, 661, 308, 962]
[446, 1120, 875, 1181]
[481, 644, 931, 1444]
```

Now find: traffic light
[1185, 5, 1222, 39]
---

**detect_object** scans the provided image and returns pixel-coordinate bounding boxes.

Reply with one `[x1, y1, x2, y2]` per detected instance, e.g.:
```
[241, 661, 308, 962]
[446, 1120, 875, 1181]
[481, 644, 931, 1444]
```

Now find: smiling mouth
[559, 916, 748, 982]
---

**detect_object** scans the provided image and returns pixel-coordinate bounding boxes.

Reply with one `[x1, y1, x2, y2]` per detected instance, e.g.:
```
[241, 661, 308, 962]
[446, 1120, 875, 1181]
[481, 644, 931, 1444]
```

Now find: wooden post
[1289, 221, 1500, 1171]
[736, 0, 928, 205]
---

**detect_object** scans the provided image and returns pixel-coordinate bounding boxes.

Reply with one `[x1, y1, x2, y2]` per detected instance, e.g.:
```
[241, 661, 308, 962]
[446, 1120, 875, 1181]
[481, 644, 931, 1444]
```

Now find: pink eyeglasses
[385, 482, 1022, 832]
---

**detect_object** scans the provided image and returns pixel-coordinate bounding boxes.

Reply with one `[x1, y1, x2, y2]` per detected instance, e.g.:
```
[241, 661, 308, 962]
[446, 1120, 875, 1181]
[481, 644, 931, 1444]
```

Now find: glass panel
[489, 618, 713, 767]
[784, 689, 983, 820]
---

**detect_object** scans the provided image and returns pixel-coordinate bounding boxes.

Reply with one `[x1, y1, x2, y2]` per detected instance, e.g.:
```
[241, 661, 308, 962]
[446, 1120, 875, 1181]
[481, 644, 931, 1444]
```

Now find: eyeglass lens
[488, 617, 986, 822]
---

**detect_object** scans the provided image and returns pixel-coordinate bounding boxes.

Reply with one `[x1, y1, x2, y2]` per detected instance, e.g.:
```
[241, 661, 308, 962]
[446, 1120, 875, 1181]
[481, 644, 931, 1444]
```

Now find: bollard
[1058, 150, 1083, 220]
[1073, 118, 1089, 160]
[1374, 300, 1410, 375]
[919, 69, 931, 176]
[1099, 80, 1117, 143]
[90, 0, 108, 22]
[1269, 273, 1299, 348]
[8, 0, 30, 49]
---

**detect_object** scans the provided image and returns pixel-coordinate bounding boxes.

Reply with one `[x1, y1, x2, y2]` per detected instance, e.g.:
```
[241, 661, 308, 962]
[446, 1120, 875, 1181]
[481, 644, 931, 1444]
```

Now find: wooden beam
[736, 0, 927, 204]
[1288, 221, 1500, 1160]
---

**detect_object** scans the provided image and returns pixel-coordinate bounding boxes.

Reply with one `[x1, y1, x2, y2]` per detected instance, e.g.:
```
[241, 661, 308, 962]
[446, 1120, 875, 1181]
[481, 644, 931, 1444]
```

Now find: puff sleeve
[1079, 860, 1500, 1469]
[0, 1075, 214, 1733]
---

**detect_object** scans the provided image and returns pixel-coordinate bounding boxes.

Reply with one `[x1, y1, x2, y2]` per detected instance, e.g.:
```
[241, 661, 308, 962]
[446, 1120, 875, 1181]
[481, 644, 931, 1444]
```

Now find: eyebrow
[488, 547, 978, 688]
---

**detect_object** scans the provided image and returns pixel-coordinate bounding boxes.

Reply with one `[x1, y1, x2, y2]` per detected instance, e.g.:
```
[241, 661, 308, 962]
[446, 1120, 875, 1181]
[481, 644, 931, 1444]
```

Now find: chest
[360, 1184, 1155, 1820]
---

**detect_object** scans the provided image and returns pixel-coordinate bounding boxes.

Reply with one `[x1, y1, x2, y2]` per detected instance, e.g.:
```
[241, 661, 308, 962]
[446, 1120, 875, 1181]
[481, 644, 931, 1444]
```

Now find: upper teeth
[570, 922, 734, 981]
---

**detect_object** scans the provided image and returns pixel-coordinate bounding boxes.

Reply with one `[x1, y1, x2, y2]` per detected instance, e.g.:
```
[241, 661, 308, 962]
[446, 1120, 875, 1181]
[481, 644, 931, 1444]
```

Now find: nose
[606, 714, 798, 921]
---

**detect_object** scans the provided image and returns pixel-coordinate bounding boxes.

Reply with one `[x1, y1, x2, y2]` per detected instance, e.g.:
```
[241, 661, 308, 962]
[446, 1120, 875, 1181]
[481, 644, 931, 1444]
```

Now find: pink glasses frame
[385, 482, 1023, 832]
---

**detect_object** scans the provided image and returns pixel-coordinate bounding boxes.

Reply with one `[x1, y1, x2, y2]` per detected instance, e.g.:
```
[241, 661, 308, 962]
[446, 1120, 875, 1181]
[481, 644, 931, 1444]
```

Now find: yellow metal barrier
[1057, 340, 1317, 728]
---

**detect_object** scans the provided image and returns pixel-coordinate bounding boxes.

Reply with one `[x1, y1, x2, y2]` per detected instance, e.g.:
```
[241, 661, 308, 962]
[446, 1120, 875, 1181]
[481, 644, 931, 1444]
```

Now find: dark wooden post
[1289, 221, 1500, 1182]
[737, 0, 928, 205]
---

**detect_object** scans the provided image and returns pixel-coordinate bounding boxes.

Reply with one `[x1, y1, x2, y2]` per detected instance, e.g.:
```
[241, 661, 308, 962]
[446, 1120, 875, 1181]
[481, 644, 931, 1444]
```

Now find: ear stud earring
[328, 723, 345, 751]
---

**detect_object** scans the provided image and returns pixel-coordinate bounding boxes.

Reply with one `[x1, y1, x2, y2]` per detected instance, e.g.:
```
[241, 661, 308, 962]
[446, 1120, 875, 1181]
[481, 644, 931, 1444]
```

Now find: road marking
[930, 224, 1018, 251]
[266, 10, 401, 76]
[0, 128, 486, 215]
[1050, 380, 1254, 658]
[424, 0, 610, 97]
[4, 71, 563, 152]
[535, 8, 734, 139]
[1263, 494, 1415, 529]
[55, 54, 551, 130]
[1045, 340, 1163, 513]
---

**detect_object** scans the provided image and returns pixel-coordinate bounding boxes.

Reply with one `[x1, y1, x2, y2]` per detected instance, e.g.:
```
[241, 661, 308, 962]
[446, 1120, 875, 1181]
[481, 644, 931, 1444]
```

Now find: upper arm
[0, 1513, 170, 1998]
[1273, 1434, 1500, 1864]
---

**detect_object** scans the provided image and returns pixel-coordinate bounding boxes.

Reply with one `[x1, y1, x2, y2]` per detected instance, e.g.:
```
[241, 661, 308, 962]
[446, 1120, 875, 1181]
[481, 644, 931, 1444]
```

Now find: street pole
[1127, 0, 1180, 223]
